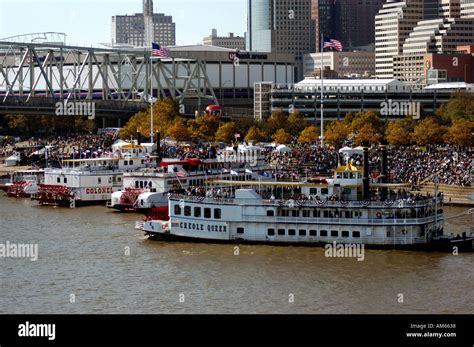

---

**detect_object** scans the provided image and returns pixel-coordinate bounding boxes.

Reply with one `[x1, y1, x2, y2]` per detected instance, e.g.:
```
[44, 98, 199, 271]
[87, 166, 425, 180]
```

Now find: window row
[267, 228, 361, 238]
[174, 205, 221, 219]
[274, 209, 363, 218]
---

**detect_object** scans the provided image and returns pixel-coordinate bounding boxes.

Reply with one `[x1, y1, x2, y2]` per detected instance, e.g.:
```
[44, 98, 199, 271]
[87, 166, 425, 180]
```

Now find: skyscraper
[312, 0, 385, 51]
[375, 0, 425, 78]
[247, 0, 315, 80]
[111, 0, 175, 47]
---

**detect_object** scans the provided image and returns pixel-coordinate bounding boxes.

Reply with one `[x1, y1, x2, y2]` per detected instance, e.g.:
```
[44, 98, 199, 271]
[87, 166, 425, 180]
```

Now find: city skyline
[0, 0, 247, 47]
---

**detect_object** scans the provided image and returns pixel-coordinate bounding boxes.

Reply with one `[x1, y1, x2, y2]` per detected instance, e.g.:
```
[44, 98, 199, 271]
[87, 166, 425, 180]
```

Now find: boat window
[194, 207, 201, 218]
[64, 177, 67, 183]
[320, 230, 328, 237]
[237, 227, 244, 234]
[124, 161, 128, 166]
[302, 210, 310, 217]
[214, 209, 221, 219]
[342, 231, 349, 237]
[354, 210, 362, 218]
[174, 205, 181, 215]
[267, 228, 275, 236]
[184, 206, 191, 216]
[310, 188, 317, 195]
[204, 208, 211, 218]
[345, 211, 352, 218]
[118, 177, 122, 182]
[309, 230, 317, 236]
[331, 230, 339, 237]
[288, 229, 296, 236]
[278, 229, 285, 236]
[323, 210, 329, 218]
[108, 177, 112, 184]
[129, 160, 134, 165]
[321, 188, 329, 195]
[292, 210, 299, 217]
[135, 181, 139, 188]
[299, 229, 306, 236]
[313, 210, 320, 217]
[281, 209, 289, 217]
[267, 210, 274, 216]
[57, 177, 60, 183]
[140, 181, 143, 188]
[98, 178, 102, 184]
[353, 231, 361, 238]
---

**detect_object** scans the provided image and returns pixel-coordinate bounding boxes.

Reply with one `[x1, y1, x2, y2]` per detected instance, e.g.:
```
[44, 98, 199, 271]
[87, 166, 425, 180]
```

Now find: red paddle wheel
[37, 184, 75, 206]
[7, 181, 30, 197]
[120, 188, 144, 208]
[144, 206, 169, 222]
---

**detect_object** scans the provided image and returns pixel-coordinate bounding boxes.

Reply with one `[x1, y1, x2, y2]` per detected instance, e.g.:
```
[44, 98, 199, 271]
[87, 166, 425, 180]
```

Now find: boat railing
[168, 195, 443, 209]
[240, 214, 440, 225]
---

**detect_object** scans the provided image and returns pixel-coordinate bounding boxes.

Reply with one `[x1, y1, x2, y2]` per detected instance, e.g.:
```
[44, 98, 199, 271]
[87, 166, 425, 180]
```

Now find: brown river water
[0, 193, 472, 314]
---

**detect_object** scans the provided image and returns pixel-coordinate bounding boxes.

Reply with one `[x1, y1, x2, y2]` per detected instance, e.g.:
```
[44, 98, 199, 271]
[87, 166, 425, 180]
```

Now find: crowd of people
[0, 133, 118, 167]
[263, 144, 472, 187]
[378, 146, 472, 187]
[1, 133, 472, 187]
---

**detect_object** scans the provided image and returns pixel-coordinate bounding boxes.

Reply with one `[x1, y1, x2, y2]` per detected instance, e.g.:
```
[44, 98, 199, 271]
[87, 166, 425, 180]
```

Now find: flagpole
[320, 33, 324, 147]
[150, 54, 154, 144]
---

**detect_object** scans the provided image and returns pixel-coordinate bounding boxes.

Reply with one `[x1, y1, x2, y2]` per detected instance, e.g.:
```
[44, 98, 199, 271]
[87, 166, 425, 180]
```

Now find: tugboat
[138, 145, 474, 252]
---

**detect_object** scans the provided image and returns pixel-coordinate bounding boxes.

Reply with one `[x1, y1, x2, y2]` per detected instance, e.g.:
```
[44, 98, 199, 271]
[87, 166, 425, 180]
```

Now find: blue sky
[0, 0, 247, 47]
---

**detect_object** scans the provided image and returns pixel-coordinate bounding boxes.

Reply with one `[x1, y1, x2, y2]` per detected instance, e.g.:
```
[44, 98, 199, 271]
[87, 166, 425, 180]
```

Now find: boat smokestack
[156, 131, 162, 164]
[380, 141, 388, 201]
[362, 143, 370, 201]
[137, 130, 141, 145]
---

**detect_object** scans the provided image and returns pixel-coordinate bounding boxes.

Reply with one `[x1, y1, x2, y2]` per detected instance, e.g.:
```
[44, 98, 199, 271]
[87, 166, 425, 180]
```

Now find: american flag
[323, 37, 343, 52]
[152, 42, 170, 58]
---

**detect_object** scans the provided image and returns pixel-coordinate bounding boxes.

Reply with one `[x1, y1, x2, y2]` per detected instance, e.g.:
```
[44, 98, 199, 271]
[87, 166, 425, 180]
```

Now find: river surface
[0, 194, 472, 314]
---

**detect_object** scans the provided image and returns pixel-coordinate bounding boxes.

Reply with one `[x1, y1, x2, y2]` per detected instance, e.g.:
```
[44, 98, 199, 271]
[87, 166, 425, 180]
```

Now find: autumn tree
[120, 97, 180, 139]
[272, 128, 292, 144]
[350, 111, 383, 134]
[188, 114, 220, 142]
[443, 118, 474, 146]
[324, 121, 350, 148]
[287, 111, 308, 137]
[263, 110, 287, 136]
[244, 126, 266, 143]
[298, 125, 319, 144]
[437, 92, 474, 121]
[411, 117, 446, 145]
[168, 118, 191, 142]
[215, 122, 237, 143]
[234, 117, 257, 138]
[385, 119, 413, 146]
[354, 123, 383, 145]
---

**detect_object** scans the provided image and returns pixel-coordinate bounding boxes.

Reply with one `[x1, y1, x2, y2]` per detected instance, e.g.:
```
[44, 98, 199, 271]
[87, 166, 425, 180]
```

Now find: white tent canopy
[275, 144, 292, 154]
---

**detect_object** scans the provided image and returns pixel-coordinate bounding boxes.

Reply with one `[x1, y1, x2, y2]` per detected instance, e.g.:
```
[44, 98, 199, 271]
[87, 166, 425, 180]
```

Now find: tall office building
[391, 0, 474, 86]
[461, 0, 474, 17]
[247, 0, 315, 81]
[375, 0, 425, 78]
[112, 0, 175, 47]
[312, 0, 385, 51]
